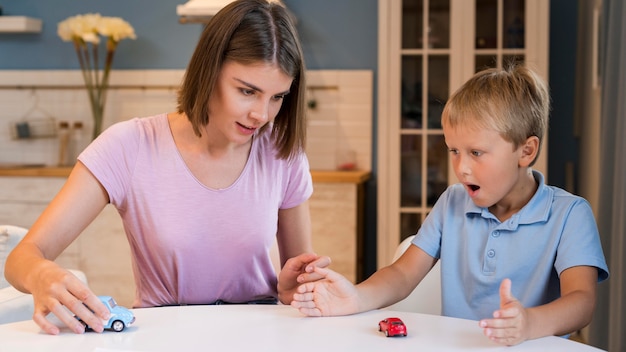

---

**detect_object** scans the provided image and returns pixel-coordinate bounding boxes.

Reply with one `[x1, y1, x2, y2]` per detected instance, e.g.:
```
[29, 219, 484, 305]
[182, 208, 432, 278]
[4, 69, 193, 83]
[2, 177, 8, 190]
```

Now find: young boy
[290, 65, 609, 346]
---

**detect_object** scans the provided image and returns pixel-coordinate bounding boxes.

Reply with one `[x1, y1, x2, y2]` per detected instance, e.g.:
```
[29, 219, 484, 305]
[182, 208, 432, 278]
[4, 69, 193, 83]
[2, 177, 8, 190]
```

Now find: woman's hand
[29, 261, 110, 335]
[277, 253, 330, 304]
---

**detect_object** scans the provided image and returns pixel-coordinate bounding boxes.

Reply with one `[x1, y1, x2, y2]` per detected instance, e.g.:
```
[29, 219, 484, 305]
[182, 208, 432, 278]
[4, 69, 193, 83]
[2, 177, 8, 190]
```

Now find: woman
[6, 0, 328, 335]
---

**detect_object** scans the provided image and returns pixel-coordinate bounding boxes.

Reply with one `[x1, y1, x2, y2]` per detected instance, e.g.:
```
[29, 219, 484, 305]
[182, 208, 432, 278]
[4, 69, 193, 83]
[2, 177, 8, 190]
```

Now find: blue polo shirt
[412, 170, 609, 321]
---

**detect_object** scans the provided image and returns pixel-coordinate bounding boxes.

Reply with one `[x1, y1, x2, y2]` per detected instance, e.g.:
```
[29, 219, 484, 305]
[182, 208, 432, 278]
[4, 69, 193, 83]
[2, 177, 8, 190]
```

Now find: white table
[0, 305, 605, 352]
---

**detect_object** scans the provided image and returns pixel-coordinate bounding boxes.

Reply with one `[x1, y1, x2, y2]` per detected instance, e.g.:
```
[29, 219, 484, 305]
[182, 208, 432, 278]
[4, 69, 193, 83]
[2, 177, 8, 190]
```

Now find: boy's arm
[480, 266, 598, 346]
[291, 245, 437, 316]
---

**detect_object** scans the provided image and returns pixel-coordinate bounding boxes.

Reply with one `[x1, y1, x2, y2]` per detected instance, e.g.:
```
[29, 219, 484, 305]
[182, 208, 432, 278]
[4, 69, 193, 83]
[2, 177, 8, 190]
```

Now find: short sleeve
[77, 118, 141, 207]
[280, 152, 313, 209]
[554, 199, 609, 281]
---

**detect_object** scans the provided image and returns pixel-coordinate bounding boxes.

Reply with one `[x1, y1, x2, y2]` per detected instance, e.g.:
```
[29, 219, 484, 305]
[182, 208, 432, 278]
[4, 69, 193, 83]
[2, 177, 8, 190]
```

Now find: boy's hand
[479, 278, 529, 346]
[290, 266, 359, 317]
[277, 253, 330, 304]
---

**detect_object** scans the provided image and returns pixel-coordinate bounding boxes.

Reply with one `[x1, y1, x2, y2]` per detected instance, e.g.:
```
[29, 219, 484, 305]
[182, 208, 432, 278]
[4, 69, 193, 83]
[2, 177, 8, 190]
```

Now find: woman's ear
[519, 136, 540, 167]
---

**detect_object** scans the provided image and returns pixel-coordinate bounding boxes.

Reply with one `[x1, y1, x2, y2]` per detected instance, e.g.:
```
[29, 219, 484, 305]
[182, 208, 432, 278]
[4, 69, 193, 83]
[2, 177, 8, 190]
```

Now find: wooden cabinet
[0, 168, 369, 307]
[309, 171, 370, 283]
[0, 175, 134, 307]
[377, 0, 549, 267]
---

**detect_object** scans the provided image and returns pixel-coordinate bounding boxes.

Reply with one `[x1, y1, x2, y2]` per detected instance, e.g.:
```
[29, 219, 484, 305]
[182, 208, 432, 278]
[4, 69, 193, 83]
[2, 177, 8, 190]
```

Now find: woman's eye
[241, 88, 254, 96]
[273, 94, 286, 101]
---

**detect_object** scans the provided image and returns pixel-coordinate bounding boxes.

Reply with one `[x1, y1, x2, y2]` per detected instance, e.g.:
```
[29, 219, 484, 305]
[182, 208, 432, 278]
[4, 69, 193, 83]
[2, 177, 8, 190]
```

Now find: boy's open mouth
[468, 184, 480, 192]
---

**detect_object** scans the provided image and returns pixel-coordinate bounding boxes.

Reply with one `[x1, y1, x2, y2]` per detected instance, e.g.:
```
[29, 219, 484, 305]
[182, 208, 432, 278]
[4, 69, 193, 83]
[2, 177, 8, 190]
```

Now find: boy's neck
[488, 169, 539, 222]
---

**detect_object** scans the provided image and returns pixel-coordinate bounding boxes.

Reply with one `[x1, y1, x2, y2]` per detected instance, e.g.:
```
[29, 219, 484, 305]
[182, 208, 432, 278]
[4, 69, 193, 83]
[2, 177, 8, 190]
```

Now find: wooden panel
[309, 183, 358, 283]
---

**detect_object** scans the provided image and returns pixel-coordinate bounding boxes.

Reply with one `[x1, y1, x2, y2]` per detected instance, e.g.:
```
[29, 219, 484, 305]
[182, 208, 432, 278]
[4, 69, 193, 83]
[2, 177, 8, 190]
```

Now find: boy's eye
[448, 149, 458, 155]
[471, 150, 482, 157]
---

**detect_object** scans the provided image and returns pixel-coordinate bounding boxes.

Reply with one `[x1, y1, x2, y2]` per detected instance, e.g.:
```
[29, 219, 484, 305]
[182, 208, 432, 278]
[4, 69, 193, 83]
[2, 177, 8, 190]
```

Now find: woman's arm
[5, 162, 112, 334]
[291, 244, 438, 316]
[275, 201, 331, 304]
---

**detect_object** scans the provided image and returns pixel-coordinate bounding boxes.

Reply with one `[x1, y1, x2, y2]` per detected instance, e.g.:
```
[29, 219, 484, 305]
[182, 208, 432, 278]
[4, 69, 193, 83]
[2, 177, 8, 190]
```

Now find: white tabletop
[0, 304, 605, 352]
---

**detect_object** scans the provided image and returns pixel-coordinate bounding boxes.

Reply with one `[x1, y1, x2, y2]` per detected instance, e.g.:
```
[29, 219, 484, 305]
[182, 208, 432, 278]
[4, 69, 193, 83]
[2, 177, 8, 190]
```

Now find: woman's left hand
[277, 253, 331, 304]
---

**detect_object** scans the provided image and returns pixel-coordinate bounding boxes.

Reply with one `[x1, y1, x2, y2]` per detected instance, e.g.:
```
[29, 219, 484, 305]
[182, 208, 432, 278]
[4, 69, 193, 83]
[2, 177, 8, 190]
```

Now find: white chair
[0, 225, 87, 324]
[385, 235, 442, 315]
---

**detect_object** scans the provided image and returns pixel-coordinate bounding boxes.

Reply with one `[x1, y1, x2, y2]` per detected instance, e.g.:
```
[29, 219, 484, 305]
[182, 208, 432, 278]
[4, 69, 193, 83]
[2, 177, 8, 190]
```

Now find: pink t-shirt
[78, 114, 313, 308]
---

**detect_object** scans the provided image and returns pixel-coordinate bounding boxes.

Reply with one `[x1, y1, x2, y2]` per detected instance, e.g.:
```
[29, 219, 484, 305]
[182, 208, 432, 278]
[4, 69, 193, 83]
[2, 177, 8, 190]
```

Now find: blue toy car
[77, 295, 135, 332]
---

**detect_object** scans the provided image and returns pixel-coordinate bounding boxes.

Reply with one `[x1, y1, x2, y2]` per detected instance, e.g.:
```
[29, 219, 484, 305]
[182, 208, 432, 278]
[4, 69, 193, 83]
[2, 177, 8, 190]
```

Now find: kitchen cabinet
[377, 0, 549, 267]
[0, 173, 134, 306]
[309, 171, 370, 283]
[0, 17, 42, 33]
[0, 167, 369, 307]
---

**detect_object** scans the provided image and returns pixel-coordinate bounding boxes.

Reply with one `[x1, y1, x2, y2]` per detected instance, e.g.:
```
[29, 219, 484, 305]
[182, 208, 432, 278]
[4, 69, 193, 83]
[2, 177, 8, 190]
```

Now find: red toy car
[378, 317, 407, 337]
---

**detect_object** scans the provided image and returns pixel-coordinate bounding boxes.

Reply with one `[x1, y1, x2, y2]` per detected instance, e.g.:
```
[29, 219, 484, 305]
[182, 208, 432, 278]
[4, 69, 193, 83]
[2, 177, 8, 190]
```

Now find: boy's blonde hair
[441, 64, 550, 166]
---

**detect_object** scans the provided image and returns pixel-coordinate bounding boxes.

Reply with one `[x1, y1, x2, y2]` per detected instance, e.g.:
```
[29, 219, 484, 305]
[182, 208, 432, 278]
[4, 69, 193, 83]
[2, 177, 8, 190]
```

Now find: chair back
[385, 235, 442, 315]
[0, 225, 28, 289]
[0, 225, 90, 324]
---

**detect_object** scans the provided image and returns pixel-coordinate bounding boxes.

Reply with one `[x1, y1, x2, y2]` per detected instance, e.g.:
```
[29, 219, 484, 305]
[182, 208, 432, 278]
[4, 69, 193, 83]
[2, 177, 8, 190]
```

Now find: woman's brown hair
[177, 0, 306, 160]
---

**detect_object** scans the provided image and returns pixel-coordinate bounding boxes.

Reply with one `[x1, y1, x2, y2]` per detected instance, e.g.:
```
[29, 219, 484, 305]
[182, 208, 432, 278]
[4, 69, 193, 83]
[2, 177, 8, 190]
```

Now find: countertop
[0, 165, 371, 184]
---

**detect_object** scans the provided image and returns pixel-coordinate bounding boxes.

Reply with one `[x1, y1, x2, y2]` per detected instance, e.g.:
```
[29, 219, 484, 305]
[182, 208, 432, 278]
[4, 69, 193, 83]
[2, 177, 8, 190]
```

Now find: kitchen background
[0, 0, 580, 281]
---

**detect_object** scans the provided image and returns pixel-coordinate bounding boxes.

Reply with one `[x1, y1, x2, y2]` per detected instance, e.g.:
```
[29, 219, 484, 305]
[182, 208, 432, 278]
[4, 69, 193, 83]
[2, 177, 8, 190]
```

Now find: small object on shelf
[76, 295, 135, 332]
[11, 92, 56, 139]
[9, 119, 57, 140]
[0, 16, 42, 33]
[57, 121, 71, 166]
[336, 148, 357, 171]
[378, 317, 407, 337]
[69, 121, 86, 161]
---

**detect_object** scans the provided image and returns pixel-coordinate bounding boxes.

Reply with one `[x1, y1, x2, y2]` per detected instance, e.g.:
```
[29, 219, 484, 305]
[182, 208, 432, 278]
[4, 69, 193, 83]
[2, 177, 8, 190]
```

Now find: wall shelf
[0, 16, 42, 33]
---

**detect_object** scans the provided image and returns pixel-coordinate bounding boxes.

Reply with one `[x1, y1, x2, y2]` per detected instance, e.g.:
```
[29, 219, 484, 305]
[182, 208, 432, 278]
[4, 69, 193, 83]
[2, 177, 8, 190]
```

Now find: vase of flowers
[58, 13, 136, 140]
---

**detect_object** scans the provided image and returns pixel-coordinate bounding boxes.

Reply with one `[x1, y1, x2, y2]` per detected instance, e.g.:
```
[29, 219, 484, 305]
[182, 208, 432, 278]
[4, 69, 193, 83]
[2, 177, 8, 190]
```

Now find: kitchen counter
[0, 166, 371, 184]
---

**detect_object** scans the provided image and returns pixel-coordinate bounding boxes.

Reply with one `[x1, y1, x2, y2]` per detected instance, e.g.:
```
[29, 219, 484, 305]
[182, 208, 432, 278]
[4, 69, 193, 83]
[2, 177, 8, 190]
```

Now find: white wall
[0, 70, 372, 171]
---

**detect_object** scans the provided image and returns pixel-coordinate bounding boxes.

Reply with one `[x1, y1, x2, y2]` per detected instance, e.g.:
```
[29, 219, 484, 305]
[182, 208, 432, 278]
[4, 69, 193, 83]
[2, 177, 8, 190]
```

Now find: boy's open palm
[290, 266, 359, 317]
[479, 278, 530, 346]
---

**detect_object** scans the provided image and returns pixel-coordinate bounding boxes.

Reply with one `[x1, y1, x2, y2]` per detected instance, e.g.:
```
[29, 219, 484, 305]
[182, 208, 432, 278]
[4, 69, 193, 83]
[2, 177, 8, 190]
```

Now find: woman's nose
[249, 100, 270, 122]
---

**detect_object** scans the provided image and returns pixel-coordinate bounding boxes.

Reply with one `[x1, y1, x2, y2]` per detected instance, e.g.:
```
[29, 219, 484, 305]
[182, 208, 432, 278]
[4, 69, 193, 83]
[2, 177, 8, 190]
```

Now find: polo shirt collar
[465, 170, 552, 226]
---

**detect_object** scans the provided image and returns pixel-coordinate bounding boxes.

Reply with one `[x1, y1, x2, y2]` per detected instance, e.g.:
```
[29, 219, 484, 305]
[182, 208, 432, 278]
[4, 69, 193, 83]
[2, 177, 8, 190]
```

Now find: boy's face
[443, 122, 526, 209]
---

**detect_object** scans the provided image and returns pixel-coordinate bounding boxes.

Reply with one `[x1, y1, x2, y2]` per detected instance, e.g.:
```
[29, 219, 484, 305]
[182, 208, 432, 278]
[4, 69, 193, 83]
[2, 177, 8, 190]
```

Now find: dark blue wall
[0, 0, 377, 71]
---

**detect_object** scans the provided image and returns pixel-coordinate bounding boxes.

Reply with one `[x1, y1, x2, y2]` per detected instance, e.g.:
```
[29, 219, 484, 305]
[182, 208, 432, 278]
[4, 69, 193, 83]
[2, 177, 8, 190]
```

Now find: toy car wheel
[385, 330, 389, 337]
[111, 320, 125, 332]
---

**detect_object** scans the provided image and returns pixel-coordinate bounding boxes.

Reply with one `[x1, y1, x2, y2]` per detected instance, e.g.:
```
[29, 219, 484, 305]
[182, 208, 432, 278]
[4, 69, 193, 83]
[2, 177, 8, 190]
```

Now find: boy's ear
[519, 136, 540, 167]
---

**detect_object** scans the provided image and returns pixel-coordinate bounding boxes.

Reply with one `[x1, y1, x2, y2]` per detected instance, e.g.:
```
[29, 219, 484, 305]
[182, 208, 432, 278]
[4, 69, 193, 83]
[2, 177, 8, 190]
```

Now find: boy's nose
[456, 156, 471, 176]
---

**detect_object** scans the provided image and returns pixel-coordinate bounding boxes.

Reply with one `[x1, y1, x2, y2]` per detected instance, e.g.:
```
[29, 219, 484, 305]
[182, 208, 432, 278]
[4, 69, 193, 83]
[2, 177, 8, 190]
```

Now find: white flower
[97, 17, 136, 42]
[57, 13, 136, 139]
[57, 13, 136, 44]
[57, 13, 103, 44]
